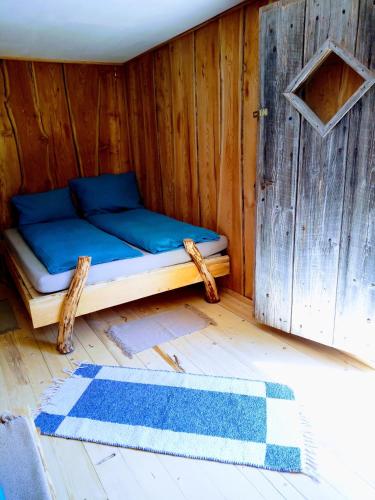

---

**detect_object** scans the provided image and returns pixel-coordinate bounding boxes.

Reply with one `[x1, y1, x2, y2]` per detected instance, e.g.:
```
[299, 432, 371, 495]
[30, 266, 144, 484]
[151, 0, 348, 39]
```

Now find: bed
[5, 228, 228, 295]
[4, 231, 229, 353]
[5, 174, 230, 353]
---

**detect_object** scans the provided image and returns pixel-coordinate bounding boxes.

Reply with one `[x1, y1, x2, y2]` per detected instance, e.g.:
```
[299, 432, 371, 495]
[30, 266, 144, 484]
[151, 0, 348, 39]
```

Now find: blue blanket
[19, 219, 142, 274]
[88, 209, 220, 254]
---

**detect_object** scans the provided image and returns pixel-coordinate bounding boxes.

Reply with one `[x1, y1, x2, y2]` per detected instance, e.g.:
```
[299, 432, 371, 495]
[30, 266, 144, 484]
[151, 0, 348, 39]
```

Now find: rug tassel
[34, 377, 67, 418]
[62, 360, 86, 378]
[299, 405, 319, 482]
[34, 362, 85, 418]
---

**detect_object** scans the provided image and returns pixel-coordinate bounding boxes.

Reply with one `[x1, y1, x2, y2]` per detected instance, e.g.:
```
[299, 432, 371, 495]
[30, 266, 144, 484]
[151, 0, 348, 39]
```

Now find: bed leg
[183, 239, 220, 303]
[57, 256, 91, 354]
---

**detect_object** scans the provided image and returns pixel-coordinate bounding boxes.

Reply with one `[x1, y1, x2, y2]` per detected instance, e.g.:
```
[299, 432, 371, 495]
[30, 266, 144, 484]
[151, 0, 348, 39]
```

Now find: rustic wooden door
[254, 0, 375, 364]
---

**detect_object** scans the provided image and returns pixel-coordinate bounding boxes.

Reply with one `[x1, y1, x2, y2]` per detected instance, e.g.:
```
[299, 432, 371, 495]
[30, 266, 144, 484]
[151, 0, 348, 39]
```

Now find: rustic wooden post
[183, 239, 220, 303]
[57, 256, 91, 354]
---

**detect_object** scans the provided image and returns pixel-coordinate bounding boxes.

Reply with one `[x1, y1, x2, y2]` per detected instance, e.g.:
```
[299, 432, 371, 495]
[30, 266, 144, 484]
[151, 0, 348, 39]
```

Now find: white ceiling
[0, 0, 243, 63]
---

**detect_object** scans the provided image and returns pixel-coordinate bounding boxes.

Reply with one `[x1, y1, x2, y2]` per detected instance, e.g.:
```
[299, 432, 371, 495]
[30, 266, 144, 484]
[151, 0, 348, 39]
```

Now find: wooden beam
[183, 239, 220, 303]
[5, 242, 229, 328]
[57, 256, 91, 354]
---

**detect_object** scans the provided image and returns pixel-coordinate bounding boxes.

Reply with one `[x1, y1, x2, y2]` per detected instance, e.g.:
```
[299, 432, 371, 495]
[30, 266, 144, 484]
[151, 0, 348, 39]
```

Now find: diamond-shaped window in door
[284, 40, 375, 137]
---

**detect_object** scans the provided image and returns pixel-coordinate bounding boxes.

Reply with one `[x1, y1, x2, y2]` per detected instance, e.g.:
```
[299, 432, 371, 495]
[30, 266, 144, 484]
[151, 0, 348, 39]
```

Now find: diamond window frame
[284, 39, 375, 137]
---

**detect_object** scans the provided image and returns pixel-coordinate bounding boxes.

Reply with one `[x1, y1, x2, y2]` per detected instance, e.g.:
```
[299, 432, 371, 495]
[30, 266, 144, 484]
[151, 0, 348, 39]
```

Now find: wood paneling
[63, 64, 100, 177]
[124, 56, 163, 212]
[124, 60, 145, 191]
[123, 1, 268, 297]
[255, 0, 374, 362]
[0, 64, 21, 229]
[170, 34, 199, 225]
[98, 66, 131, 174]
[33, 62, 79, 185]
[195, 21, 220, 231]
[138, 54, 163, 212]
[255, 0, 305, 331]
[242, 0, 269, 298]
[154, 46, 175, 217]
[291, 0, 360, 343]
[0, 60, 133, 229]
[334, 0, 375, 361]
[4, 61, 51, 193]
[217, 10, 244, 292]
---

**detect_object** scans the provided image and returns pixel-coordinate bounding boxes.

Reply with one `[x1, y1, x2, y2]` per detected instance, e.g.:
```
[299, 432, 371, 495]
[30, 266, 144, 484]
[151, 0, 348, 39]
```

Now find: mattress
[4, 228, 228, 294]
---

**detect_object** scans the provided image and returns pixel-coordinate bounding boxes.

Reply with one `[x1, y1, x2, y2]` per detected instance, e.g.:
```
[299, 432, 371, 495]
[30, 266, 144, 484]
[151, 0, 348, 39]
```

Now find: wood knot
[260, 178, 274, 190]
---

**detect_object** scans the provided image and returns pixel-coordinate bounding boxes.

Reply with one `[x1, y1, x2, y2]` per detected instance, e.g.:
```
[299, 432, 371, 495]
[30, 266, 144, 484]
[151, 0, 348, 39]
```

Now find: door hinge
[253, 108, 268, 118]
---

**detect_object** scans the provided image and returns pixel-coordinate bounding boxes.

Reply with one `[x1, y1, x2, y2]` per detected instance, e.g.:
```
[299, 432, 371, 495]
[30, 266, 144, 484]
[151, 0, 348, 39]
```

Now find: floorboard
[0, 283, 374, 500]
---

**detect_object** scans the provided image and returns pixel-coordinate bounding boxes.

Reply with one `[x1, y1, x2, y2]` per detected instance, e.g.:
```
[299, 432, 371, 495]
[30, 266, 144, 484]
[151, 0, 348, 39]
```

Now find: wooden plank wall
[0, 61, 134, 229]
[255, 0, 374, 362]
[291, 0, 361, 344]
[123, 0, 270, 297]
[334, 0, 375, 358]
[255, 0, 305, 331]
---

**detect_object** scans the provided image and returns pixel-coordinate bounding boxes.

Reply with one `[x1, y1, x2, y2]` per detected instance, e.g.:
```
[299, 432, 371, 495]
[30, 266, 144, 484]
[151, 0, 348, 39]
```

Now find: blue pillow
[12, 187, 78, 225]
[69, 172, 143, 216]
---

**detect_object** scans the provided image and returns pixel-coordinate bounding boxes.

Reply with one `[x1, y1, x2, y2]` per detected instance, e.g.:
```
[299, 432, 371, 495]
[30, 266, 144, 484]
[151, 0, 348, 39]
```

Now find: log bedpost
[183, 239, 220, 303]
[57, 256, 91, 354]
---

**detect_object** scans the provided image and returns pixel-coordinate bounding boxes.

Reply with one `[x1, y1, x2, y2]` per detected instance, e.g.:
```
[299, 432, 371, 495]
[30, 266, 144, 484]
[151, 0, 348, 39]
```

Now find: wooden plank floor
[1, 281, 374, 500]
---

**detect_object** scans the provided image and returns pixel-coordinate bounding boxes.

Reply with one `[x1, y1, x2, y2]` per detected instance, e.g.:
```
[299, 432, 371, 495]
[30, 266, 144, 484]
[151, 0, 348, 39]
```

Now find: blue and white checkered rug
[35, 363, 315, 475]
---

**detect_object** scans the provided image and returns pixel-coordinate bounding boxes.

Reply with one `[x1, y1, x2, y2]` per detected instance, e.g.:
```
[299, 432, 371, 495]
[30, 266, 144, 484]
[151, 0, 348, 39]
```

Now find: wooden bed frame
[4, 239, 230, 353]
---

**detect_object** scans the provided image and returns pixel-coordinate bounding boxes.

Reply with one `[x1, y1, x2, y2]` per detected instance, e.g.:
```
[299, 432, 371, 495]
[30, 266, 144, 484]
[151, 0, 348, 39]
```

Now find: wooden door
[255, 0, 375, 364]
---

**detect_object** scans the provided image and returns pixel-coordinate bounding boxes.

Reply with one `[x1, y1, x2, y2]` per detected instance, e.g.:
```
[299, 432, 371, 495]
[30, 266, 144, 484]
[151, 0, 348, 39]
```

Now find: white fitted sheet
[4, 228, 227, 294]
